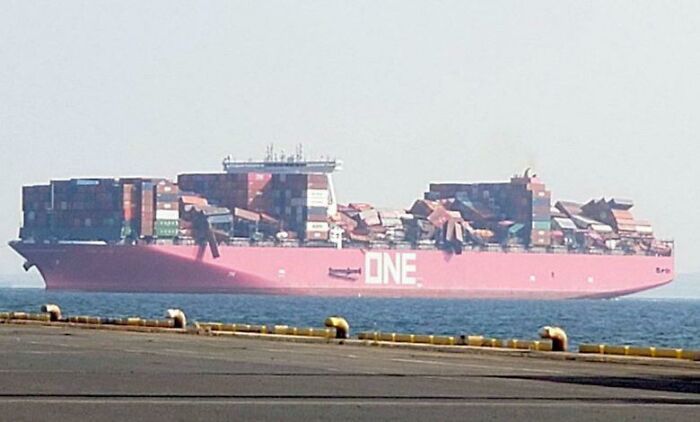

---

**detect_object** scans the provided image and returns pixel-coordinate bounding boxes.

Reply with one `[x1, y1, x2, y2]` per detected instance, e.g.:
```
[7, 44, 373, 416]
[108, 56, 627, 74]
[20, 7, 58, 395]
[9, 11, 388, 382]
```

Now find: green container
[532, 221, 551, 231]
[121, 222, 133, 238]
[154, 219, 178, 238]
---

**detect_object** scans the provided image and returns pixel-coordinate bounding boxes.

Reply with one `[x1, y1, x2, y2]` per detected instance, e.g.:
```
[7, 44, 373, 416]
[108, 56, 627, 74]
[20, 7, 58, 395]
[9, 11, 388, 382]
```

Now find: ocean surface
[0, 288, 698, 349]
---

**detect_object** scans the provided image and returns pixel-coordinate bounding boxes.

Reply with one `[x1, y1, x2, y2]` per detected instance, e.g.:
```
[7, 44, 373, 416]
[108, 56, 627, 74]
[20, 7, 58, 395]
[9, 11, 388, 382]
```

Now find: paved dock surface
[0, 325, 698, 421]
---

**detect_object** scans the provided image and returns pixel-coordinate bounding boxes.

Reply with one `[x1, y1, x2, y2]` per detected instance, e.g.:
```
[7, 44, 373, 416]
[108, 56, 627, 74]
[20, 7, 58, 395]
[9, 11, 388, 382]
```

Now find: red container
[306, 214, 328, 223]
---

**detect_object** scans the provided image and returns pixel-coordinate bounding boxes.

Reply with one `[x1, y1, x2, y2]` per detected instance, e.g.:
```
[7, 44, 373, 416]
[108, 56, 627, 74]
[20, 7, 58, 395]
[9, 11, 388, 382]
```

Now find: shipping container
[531, 221, 551, 231]
[155, 209, 179, 220]
[306, 222, 329, 231]
[305, 230, 330, 241]
[154, 219, 179, 238]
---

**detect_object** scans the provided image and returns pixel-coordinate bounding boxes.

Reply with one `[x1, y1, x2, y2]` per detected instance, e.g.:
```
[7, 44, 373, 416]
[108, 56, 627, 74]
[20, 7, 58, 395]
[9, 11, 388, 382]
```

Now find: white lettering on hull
[365, 252, 417, 286]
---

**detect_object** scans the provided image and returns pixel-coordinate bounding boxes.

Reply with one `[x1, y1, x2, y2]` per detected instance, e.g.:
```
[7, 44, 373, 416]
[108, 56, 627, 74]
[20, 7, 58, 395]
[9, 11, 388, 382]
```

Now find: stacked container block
[271, 174, 330, 240]
[21, 185, 52, 239]
[49, 179, 124, 241]
[120, 178, 157, 238]
[508, 176, 552, 247]
[154, 180, 179, 238]
[121, 183, 135, 238]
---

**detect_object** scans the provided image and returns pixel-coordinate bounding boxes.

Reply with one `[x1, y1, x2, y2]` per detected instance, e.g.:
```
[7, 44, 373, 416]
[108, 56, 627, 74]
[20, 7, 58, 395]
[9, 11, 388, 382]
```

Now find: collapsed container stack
[177, 173, 272, 213]
[426, 171, 551, 247]
[580, 198, 653, 240]
[378, 210, 407, 241]
[177, 172, 334, 241]
[178, 173, 273, 238]
[550, 205, 578, 247]
[404, 200, 439, 243]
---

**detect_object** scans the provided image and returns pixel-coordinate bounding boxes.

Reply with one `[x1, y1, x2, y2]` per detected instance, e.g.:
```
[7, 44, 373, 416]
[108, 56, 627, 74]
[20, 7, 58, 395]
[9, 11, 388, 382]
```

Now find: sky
[1, 1, 699, 285]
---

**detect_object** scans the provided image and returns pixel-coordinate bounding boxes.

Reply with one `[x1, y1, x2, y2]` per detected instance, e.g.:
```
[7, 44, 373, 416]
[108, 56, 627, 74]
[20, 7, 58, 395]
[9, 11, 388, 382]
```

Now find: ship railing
[222, 159, 341, 174]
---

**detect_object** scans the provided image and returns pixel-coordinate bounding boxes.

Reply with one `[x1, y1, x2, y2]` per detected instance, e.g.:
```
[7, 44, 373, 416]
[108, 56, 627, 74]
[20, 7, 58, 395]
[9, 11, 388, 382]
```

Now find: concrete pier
[0, 324, 697, 421]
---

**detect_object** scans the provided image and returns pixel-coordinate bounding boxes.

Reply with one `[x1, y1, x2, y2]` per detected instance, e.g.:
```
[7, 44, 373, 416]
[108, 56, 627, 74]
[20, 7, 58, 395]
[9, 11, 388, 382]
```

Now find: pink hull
[10, 242, 674, 299]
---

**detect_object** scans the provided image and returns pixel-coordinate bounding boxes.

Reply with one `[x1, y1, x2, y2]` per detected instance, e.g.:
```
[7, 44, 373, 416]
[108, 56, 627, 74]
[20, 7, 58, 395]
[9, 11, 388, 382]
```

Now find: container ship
[9, 148, 674, 298]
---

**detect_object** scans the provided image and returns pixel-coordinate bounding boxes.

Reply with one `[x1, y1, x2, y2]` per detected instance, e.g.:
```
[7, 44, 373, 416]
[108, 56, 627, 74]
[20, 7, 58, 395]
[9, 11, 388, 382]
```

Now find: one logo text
[364, 252, 417, 285]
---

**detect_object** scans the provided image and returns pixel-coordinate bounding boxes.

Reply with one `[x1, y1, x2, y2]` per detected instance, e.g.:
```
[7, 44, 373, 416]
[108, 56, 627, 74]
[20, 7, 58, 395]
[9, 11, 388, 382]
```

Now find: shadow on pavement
[495, 374, 700, 394]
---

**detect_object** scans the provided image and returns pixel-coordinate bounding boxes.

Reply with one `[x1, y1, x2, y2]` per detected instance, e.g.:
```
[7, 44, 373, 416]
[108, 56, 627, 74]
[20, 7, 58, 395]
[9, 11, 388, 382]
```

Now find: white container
[290, 190, 330, 207]
[306, 197, 328, 207]
[156, 210, 179, 220]
[305, 189, 329, 201]
[306, 222, 329, 231]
